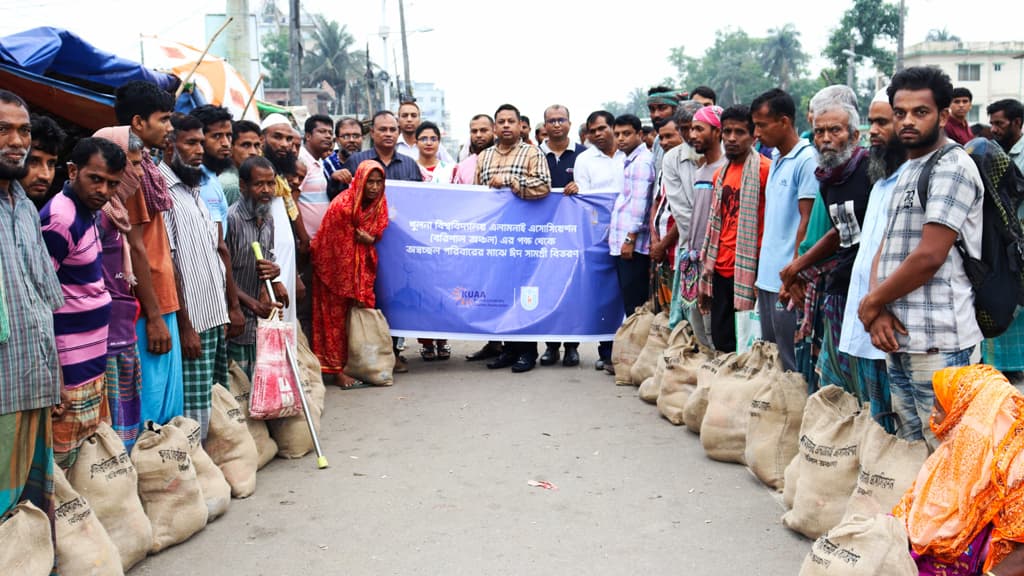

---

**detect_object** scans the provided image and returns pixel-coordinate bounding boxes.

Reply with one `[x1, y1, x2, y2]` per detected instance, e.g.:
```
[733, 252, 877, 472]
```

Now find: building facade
[904, 40, 1024, 124]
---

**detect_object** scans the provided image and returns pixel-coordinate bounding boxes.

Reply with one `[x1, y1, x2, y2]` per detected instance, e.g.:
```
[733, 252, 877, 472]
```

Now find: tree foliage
[304, 15, 357, 112]
[825, 0, 901, 82]
[925, 28, 960, 42]
[261, 29, 290, 89]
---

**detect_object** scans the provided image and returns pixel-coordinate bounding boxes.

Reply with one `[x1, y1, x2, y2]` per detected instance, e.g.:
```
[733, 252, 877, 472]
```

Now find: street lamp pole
[399, 0, 412, 100]
[379, 0, 392, 111]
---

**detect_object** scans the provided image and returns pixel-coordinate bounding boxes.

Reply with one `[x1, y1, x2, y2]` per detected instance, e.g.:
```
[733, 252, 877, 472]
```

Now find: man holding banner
[474, 104, 552, 373]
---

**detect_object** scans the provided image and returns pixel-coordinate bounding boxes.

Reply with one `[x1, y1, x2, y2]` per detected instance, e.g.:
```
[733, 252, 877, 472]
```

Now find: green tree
[925, 28, 960, 42]
[261, 29, 290, 89]
[684, 29, 774, 106]
[761, 24, 808, 91]
[825, 0, 901, 84]
[304, 14, 357, 113]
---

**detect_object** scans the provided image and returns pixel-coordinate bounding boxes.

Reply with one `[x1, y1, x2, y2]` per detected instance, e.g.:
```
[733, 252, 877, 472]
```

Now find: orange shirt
[125, 183, 179, 315]
[714, 158, 770, 278]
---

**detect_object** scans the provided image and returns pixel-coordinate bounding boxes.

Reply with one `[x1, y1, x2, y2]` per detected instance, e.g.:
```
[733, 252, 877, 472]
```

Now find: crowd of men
[3, 63, 1024, 545]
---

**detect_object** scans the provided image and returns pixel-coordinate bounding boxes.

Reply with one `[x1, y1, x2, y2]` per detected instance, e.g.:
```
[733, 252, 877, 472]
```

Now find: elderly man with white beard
[779, 85, 872, 400]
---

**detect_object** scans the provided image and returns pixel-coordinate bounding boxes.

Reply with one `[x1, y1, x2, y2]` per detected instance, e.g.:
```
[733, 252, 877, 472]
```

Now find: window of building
[958, 64, 981, 82]
[968, 106, 980, 123]
[994, 63, 1003, 72]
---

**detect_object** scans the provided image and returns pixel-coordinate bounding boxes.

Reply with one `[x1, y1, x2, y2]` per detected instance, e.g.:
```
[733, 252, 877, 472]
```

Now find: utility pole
[399, 0, 412, 100]
[847, 37, 856, 88]
[226, 0, 252, 85]
[288, 0, 302, 107]
[379, 0, 392, 112]
[896, 0, 906, 72]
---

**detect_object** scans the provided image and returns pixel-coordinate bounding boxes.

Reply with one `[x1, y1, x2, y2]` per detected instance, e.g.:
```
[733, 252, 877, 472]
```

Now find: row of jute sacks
[0, 332, 328, 576]
[611, 304, 929, 574]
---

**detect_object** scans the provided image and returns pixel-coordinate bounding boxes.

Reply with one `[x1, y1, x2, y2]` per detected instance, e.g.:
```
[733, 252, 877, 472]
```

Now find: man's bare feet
[338, 374, 359, 388]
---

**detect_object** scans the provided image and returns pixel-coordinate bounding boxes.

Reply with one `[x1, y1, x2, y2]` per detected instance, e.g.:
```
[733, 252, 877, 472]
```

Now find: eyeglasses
[417, 136, 439, 143]
[546, 118, 568, 125]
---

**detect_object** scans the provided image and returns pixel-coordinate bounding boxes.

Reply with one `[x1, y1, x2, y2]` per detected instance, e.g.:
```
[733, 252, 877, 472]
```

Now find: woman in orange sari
[894, 364, 1024, 575]
[311, 160, 389, 387]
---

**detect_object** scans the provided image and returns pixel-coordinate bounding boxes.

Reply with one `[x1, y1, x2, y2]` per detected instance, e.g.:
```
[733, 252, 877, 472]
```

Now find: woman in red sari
[312, 160, 390, 387]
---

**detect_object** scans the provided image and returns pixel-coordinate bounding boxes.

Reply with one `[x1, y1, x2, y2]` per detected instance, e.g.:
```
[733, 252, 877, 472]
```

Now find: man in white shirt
[396, 100, 453, 163]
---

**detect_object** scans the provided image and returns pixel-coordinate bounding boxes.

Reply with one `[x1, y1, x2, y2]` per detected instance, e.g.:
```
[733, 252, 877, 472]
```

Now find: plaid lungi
[53, 375, 109, 470]
[815, 292, 857, 402]
[182, 325, 228, 440]
[105, 347, 142, 453]
[0, 407, 55, 542]
[853, 356, 895, 434]
[228, 341, 257, 382]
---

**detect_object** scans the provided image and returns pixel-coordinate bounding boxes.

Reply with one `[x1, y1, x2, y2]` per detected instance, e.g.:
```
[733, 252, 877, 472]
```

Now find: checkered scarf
[699, 150, 763, 310]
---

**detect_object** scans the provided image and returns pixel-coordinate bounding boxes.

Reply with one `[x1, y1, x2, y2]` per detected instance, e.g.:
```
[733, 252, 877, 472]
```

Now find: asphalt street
[135, 341, 810, 575]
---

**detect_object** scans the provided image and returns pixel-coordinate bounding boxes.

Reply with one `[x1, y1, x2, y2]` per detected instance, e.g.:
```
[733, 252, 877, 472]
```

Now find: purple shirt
[98, 212, 138, 353]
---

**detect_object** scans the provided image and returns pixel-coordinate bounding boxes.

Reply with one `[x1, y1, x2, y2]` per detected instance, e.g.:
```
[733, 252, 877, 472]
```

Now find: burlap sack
[798, 513, 917, 576]
[169, 416, 231, 520]
[782, 386, 865, 539]
[53, 466, 122, 575]
[680, 352, 739, 431]
[701, 341, 778, 463]
[132, 422, 207, 553]
[629, 311, 670, 385]
[344, 307, 395, 385]
[268, 334, 326, 459]
[843, 420, 928, 520]
[641, 322, 694, 404]
[207, 385, 259, 498]
[746, 369, 809, 490]
[783, 453, 800, 510]
[612, 303, 654, 385]
[226, 361, 278, 469]
[0, 500, 53, 576]
[67, 422, 151, 570]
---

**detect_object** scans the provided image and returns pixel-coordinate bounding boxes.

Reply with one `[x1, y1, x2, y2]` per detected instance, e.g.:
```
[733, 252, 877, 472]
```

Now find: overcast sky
[1, 0, 1018, 144]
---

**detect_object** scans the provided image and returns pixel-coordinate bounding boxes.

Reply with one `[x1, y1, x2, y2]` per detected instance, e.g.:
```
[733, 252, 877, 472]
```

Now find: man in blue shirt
[751, 88, 818, 372]
[541, 104, 587, 368]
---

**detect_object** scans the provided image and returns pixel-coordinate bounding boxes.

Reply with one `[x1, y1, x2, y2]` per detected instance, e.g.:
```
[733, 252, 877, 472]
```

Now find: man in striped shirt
[41, 137, 124, 468]
[162, 114, 234, 439]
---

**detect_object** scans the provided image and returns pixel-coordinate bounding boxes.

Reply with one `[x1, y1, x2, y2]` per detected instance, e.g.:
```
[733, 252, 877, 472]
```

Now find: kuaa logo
[449, 287, 487, 306]
[520, 286, 539, 311]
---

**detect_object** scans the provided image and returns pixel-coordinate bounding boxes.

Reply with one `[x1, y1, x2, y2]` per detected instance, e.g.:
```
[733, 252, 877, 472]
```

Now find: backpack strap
[915, 142, 968, 258]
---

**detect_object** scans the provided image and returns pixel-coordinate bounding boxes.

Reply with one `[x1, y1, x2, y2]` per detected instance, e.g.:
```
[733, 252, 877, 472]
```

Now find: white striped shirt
[160, 162, 229, 334]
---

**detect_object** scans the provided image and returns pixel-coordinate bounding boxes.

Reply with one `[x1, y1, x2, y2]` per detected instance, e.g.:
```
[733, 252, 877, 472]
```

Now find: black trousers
[711, 272, 737, 353]
[544, 341, 578, 350]
[503, 341, 538, 360]
[615, 253, 651, 316]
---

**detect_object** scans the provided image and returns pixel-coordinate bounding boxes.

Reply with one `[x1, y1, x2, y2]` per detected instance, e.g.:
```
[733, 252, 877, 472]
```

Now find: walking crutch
[252, 242, 329, 470]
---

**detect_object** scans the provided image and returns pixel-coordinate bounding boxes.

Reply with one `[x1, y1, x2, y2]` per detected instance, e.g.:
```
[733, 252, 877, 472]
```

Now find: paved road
[135, 342, 810, 575]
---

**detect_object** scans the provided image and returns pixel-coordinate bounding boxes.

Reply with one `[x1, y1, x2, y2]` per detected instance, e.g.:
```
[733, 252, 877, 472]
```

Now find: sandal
[420, 345, 437, 361]
[437, 342, 451, 361]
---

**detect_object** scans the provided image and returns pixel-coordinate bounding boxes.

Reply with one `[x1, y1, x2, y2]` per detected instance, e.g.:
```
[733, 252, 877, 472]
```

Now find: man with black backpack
[858, 66, 985, 450]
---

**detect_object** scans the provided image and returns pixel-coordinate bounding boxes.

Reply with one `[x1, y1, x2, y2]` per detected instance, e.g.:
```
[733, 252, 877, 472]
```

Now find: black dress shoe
[468, 342, 503, 361]
[562, 347, 580, 367]
[510, 354, 536, 373]
[487, 352, 516, 369]
[539, 347, 560, 366]
[594, 358, 609, 371]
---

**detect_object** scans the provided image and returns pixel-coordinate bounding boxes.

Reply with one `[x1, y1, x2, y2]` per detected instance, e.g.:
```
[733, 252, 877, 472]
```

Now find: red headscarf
[312, 160, 389, 306]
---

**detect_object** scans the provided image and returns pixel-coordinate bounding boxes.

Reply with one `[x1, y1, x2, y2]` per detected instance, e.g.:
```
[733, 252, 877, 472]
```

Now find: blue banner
[376, 182, 623, 341]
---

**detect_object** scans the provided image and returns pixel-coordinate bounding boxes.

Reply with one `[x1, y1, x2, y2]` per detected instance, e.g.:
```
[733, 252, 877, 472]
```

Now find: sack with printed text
[798, 513, 916, 576]
[701, 341, 777, 463]
[612, 302, 654, 385]
[206, 385, 259, 498]
[680, 352, 740, 432]
[746, 368, 808, 490]
[655, 324, 709, 419]
[843, 419, 928, 520]
[132, 422, 207, 553]
[0, 500, 53, 576]
[640, 321, 693, 404]
[68, 422, 152, 570]
[782, 386, 865, 539]
[269, 329, 327, 459]
[630, 311, 670, 385]
[53, 465, 122, 575]
[169, 416, 231, 520]
[227, 361, 278, 468]
[251, 316, 303, 419]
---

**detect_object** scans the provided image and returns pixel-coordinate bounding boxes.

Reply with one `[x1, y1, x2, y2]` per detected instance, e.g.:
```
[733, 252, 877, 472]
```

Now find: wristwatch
[623, 237, 635, 245]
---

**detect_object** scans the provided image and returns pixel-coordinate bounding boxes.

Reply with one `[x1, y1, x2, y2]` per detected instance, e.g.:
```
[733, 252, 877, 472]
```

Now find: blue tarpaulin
[0, 27, 177, 92]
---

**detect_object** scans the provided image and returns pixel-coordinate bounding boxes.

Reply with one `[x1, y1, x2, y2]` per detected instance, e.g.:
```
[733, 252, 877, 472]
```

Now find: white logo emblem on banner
[520, 286, 539, 311]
